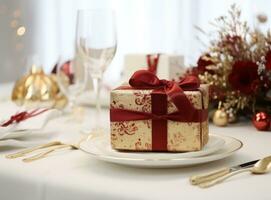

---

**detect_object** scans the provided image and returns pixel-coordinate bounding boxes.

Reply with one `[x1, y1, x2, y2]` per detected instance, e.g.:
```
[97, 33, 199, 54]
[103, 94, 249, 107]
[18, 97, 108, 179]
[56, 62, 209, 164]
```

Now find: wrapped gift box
[110, 70, 209, 152]
[123, 54, 185, 81]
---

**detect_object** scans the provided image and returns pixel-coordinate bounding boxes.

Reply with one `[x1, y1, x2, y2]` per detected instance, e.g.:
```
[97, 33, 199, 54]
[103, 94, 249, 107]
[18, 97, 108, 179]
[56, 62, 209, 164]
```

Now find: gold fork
[6, 129, 105, 162]
[6, 136, 88, 162]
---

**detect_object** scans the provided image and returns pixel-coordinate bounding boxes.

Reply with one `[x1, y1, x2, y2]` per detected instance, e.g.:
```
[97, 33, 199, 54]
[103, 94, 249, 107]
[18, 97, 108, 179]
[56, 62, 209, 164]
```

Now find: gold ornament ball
[213, 109, 228, 126]
[12, 65, 67, 109]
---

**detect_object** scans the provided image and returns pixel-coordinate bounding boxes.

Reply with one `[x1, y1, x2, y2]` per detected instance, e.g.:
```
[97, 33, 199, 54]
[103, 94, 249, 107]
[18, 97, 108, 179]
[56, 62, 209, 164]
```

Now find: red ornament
[252, 112, 270, 131]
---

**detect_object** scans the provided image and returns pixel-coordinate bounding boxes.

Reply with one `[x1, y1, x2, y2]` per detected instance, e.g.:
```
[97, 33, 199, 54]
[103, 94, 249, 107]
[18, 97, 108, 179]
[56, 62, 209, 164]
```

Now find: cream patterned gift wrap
[110, 70, 209, 152]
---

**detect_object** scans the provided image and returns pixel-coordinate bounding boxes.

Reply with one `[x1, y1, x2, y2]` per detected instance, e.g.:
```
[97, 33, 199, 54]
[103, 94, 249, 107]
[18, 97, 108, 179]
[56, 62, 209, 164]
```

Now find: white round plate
[81, 135, 225, 160]
[80, 134, 242, 168]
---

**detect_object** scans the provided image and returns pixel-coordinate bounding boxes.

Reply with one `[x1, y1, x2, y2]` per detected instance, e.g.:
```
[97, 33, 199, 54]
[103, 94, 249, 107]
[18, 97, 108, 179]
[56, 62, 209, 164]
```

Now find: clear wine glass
[56, 58, 86, 112]
[76, 9, 117, 127]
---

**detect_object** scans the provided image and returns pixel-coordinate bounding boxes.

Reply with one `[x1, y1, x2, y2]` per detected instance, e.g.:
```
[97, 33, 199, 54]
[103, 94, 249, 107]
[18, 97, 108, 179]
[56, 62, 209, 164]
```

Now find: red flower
[265, 51, 271, 70]
[196, 54, 214, 74]
[228, 61, 259, 95]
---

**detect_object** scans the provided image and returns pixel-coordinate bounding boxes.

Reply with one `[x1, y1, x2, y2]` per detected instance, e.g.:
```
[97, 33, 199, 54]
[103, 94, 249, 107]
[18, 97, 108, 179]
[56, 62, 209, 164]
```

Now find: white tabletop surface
[0, 87, 271, 200]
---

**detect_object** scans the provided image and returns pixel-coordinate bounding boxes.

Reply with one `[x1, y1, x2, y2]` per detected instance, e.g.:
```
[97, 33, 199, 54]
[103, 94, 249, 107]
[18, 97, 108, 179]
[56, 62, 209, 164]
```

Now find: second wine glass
[76, 9, 117, 128]
[56, 59, 86, 112]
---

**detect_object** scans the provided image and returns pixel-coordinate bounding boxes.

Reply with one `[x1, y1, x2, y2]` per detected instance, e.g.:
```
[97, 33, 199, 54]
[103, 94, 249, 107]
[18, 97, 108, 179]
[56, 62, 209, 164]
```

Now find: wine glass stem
[92, 77, 102, 124]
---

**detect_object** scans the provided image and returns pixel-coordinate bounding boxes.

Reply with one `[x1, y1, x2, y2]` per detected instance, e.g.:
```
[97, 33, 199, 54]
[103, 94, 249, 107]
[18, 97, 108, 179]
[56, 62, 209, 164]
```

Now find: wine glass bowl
[76, 10, 117, 78]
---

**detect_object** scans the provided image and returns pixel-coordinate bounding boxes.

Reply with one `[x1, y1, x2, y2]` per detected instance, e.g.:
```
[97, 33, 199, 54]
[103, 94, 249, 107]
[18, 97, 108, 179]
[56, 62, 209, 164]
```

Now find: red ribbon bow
[129, 70, 200, 116]
[1, 109, 48, 127]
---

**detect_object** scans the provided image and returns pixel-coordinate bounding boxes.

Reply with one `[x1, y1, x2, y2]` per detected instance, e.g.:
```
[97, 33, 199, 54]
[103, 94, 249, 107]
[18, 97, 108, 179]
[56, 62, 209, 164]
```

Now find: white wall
[0, 0, 271, 83]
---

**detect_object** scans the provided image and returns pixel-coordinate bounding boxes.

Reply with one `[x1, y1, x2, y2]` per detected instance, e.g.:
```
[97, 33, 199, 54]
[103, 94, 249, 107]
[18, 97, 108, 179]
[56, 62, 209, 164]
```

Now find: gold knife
[190, 159, 258, 185]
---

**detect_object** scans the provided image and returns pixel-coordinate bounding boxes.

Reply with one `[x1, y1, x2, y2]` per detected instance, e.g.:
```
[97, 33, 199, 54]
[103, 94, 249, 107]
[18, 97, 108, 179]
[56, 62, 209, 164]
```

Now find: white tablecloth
[0, 101, 271, 200]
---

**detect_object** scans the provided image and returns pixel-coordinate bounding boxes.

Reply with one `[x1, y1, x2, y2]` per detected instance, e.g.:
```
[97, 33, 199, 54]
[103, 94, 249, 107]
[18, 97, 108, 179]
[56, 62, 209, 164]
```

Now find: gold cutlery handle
[22, 144, 72, 162]
[198, 168, 251, 188]
[6, 141, 62, 159]
[190, 167, 230, 185]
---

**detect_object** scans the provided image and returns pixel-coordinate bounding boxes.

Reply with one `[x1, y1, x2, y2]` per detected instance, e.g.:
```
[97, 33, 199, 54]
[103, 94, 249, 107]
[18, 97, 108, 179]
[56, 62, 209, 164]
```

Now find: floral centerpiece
[187, 5, 271, 130]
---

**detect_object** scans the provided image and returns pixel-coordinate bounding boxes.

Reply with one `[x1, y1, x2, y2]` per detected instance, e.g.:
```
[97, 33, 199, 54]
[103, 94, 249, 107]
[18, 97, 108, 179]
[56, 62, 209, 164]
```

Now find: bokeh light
[16, 26, 26, 36]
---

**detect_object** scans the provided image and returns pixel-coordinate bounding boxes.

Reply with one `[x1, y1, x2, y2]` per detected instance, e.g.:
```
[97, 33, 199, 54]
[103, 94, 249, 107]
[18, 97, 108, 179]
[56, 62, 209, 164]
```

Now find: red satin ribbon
[129, 70, 200, 117]
[1, 109, 48, 127]
[110, 70, 205, 151]
[147, 54, 160, 74]
[110, 108, 208, 122]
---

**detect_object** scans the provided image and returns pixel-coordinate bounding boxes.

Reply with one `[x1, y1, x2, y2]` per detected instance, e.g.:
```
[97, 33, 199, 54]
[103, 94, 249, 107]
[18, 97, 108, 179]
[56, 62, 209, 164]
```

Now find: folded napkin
[0, 102, 60, 141]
